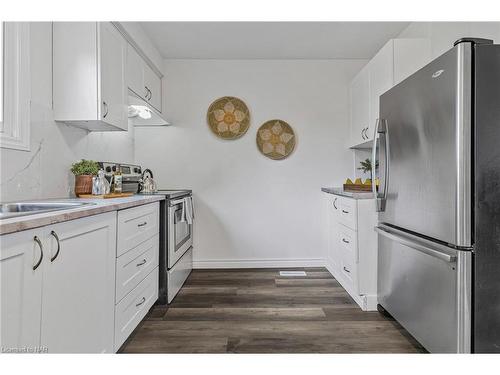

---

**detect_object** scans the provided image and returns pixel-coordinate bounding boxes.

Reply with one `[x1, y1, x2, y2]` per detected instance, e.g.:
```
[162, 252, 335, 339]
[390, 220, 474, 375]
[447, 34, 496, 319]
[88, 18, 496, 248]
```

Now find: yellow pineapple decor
[343, 178, 379, 192]
[207, 96, 250, 140]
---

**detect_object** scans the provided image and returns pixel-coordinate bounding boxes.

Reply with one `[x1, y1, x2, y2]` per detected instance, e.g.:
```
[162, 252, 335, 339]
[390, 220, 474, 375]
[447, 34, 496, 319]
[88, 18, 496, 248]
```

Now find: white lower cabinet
[41, 212, 117, 353]
[114, 267, 158, 351]
[0, 212, 116, 353]
[324, 193, 378, 311]
[0, 228, 44, 352]
[114, 202, 160, 351]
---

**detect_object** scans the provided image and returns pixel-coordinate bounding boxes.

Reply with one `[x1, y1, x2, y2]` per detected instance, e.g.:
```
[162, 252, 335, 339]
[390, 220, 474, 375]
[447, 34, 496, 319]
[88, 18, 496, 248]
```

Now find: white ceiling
[139, 22, 410, 60]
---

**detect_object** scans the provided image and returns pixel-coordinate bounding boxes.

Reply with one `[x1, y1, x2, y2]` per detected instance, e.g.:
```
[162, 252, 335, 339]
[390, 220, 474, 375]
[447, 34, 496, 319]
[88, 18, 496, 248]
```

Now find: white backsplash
[0, 22, 135, 202]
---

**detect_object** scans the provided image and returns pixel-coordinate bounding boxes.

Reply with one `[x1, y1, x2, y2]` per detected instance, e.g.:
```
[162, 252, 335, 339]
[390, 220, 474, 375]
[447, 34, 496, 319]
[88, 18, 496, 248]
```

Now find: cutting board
[78, 192, 134, 199]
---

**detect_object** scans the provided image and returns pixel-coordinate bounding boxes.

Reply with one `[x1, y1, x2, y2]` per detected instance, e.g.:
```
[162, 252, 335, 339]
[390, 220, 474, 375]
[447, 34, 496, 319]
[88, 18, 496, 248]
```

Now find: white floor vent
[279, 271, 307, 277]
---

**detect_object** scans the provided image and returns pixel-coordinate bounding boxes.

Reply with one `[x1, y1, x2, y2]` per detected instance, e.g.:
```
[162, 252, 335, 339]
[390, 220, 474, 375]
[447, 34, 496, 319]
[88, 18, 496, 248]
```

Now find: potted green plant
[357, 158, 379, 182]
[71, 159, 99, 196]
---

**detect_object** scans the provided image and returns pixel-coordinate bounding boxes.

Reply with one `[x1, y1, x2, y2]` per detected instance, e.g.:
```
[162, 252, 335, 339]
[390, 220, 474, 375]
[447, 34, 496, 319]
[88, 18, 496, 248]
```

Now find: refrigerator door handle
[372, 119, 389, 212]
[375, 225, 458, 263]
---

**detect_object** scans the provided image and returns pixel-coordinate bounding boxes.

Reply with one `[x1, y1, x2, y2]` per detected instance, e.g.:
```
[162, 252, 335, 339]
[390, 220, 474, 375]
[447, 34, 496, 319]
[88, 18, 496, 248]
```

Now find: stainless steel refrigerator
[372, 38, 500, 353]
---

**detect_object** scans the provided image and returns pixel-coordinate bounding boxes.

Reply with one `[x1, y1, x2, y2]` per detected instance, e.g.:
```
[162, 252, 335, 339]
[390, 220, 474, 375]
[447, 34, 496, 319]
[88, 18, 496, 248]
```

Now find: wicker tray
[343, 184, 373, 192]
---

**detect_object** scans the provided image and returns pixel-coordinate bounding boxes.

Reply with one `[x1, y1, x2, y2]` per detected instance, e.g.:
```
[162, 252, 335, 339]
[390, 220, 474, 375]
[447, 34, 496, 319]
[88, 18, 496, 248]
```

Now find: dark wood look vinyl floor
[120, 267, 426, 353]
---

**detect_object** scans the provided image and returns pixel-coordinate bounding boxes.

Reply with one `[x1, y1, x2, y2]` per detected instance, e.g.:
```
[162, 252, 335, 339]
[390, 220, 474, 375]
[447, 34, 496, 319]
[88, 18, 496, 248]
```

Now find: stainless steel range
[154, 190, 194, 304]
[97, 162, 194, 304]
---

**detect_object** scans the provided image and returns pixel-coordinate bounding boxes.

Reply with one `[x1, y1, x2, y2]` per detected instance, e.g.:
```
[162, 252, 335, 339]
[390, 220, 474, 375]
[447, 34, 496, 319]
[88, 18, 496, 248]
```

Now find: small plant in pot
[71, 159, 99, 196]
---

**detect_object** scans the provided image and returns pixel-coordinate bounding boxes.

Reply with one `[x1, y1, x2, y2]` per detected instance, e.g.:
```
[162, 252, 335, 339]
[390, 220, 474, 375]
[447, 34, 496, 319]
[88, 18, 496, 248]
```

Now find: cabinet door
[393, 38, 431, 85]
[143, 63, 162, 112]
[41, 212, 116, 353]
[0, 229, 44, 351]
[368, 40, 394, 140]
[126, 44, 145, 99]
[326, 195, 341, 273]
[350, 65, 370, 146]
[99, 22, 127, 130]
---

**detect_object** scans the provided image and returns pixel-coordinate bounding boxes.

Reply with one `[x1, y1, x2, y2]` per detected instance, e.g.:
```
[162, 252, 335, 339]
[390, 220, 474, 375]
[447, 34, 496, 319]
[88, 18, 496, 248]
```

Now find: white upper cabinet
[143, 63, 162, 112]
[393, 38, 431, 85]
[350, 65, 370, 147]
[53, 22, 127, 131]
[350, 38, 430, 148]
[126, 45, 145, 99]
[368, 40, 395, 142]
[126, 44, 163, 113]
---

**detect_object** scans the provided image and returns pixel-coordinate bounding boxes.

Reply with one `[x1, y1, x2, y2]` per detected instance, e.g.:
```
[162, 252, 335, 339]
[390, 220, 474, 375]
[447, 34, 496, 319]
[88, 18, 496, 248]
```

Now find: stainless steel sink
[0, 202, 95, 220]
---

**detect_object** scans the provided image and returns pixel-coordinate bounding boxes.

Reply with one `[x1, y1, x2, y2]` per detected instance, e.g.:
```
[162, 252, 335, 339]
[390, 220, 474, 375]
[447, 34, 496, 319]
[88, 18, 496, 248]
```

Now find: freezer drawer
[376, 225, 471, 353]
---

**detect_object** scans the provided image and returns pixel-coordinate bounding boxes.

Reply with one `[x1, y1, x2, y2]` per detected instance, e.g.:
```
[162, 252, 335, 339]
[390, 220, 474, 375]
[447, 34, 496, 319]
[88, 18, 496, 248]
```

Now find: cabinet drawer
[114, 267, 158, 351]
[339, 255, 356, 287]
[338, 225, 357, 263]
[116, 234, 159, 303]
[337, 197, 357, 231]
[117, 202, 159, 257]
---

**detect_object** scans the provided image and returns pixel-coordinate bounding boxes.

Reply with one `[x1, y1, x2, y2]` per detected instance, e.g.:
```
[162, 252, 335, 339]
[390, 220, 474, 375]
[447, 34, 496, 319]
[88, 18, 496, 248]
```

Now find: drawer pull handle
[343, 266, 351, 274]
[333, 198, 338, 209]
[33, 236, 44, 271]
[136, 297, 146, 307]
[342, 238, 350, 244]
[342, 210, 349, 214]
[137, 222, 147, 227]
[136, 259, 147, 267]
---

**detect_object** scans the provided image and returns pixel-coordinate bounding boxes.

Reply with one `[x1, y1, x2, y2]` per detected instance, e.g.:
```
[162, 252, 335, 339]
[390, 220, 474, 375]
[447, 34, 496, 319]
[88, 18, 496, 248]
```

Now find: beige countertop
[321, 187, 374, 200]
[0, 195, 165, 235]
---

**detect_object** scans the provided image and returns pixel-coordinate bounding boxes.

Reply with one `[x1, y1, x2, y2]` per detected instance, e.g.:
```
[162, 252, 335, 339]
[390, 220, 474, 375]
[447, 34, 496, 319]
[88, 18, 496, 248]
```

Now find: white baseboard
[193, 258, 325, 269]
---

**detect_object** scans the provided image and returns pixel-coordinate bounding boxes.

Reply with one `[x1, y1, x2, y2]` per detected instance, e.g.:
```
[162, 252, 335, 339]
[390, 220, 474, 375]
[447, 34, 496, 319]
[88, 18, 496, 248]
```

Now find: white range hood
[128, 91, 170, 127]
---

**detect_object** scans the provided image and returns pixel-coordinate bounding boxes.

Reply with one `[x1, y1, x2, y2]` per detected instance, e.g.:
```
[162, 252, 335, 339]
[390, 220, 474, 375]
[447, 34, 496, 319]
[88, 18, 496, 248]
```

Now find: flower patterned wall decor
[256, 119, 296, 160]
[206, 96, 250, 140]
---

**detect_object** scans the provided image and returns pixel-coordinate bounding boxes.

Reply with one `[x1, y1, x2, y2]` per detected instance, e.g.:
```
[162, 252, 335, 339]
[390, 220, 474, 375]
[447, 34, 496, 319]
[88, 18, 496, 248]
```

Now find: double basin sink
[0, 202, 96, 220]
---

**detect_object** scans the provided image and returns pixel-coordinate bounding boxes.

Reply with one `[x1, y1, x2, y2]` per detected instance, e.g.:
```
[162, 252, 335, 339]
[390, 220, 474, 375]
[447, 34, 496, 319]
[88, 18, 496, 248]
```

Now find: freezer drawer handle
[343, 266, 351, 273]
[375, 226, 457, 263]
[136, 297, 146, 307]
[342, 238, 350, 244]
[342, 210, 349, 214]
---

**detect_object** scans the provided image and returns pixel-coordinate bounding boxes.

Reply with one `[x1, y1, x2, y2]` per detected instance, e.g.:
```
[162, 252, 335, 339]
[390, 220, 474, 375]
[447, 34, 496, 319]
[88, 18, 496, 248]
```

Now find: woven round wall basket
[256, 119, 296, 160]
[207, 96, 250, 140]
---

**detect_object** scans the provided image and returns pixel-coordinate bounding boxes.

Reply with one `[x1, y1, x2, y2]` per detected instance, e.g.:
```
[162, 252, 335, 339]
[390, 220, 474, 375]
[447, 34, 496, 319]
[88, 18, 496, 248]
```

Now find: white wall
[0, 22, 141, 202]
[398, 22, 500, 58]
[135, 59, 365, 268]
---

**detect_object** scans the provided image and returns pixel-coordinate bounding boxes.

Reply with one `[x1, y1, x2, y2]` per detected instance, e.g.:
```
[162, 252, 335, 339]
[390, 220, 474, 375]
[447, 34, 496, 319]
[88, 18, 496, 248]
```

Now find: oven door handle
[170, 198, 186, 206]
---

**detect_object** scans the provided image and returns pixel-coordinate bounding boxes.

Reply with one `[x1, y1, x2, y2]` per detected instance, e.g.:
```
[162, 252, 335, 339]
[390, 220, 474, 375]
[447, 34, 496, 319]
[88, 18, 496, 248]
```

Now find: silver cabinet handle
[343, 266, 351, 273]
[144, 87, 151, 100]
[136, 297, 146, 307]
[136, 259, 147, 267]
[50, 231, 61, 262]
[333, 197, 338, 210]
[342, 238, 350, 244]
[137, 221, 147, 227]
[102, 101, 109, 118]
[375, 225, 457, 263]
[33, 236, 44, 271]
